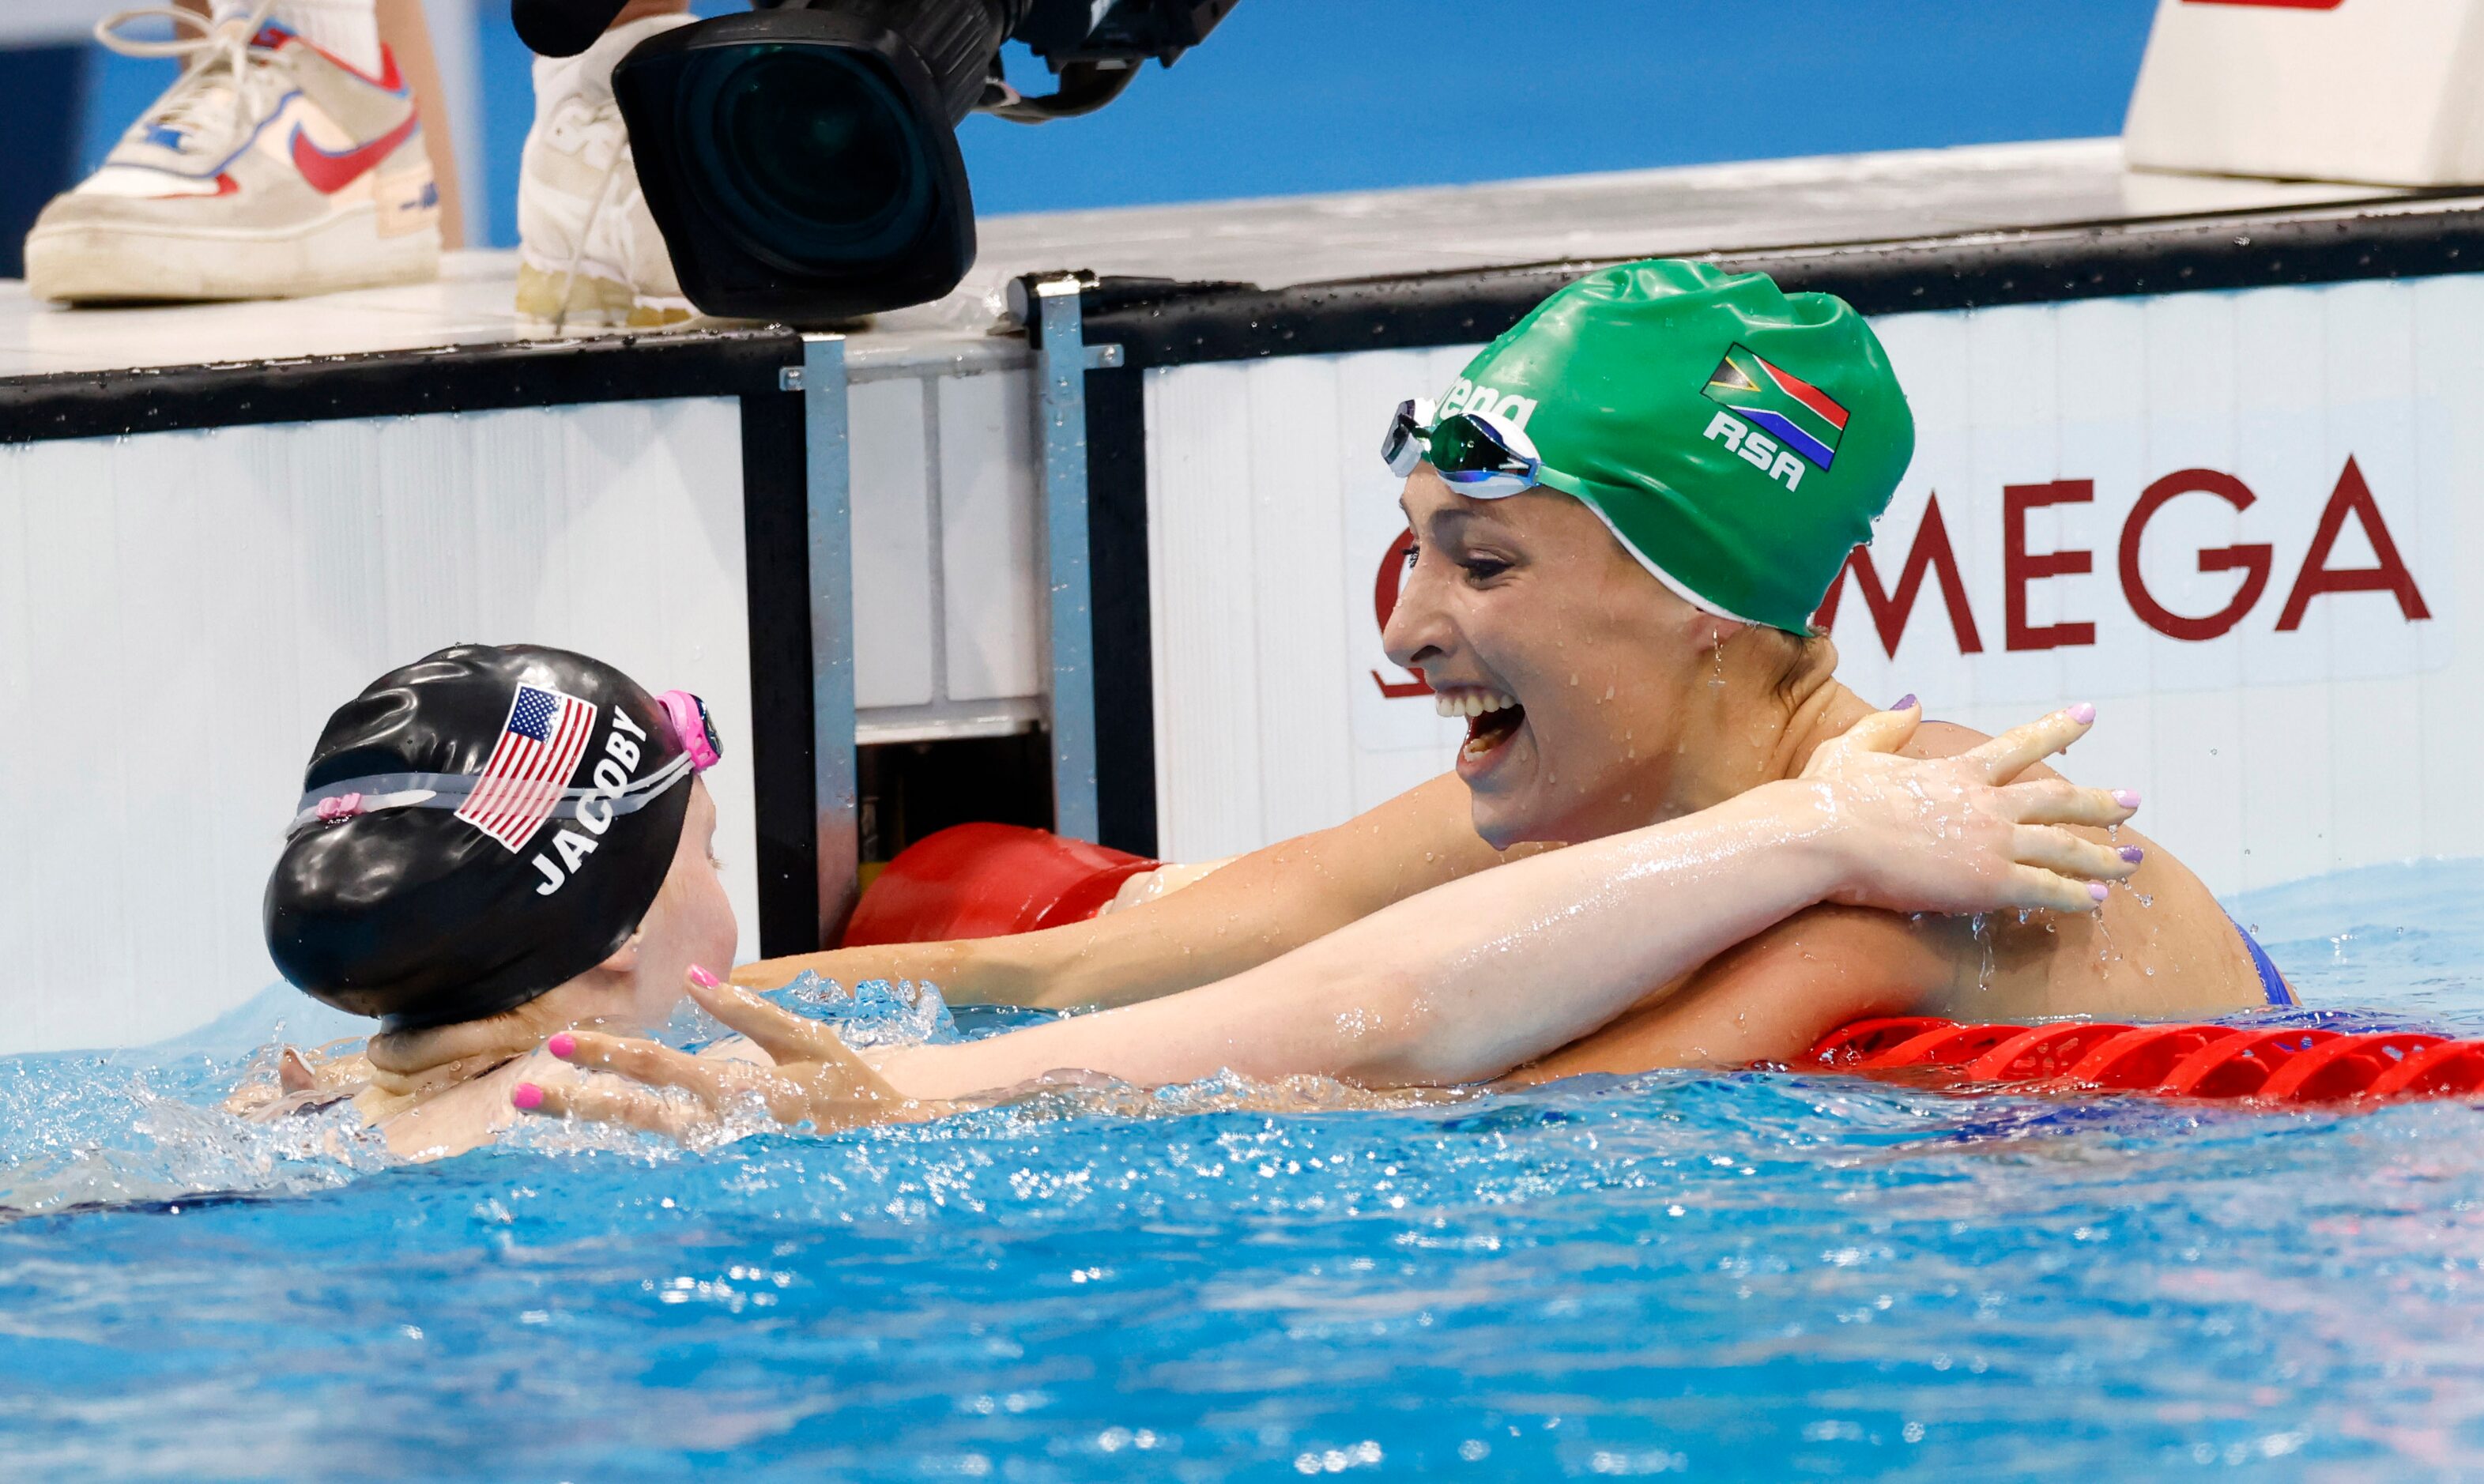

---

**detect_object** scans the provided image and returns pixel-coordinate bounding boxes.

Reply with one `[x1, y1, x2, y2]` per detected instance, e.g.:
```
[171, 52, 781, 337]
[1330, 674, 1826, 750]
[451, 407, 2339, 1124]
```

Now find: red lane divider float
[2066, 1024, 2239, 1090]
[1798, 1018, 2484, 1107]
[2157, 1026, 2343, 1099]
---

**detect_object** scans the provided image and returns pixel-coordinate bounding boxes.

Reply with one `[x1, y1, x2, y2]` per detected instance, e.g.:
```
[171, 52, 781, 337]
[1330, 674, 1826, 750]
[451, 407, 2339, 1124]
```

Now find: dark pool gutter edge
[0, 326, 803, 445]
[1080, 195, 2484, 369]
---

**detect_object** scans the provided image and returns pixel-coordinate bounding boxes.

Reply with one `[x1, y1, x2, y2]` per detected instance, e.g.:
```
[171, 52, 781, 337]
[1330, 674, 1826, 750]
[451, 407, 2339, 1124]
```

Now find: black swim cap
[264, 644, 695, 1030]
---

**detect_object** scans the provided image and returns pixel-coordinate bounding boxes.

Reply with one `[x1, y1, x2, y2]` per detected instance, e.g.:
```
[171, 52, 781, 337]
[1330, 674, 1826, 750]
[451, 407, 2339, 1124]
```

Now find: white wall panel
[2409, 274, 2484, 865]
[0, 398, 758, 1054]
[1144, 363, 1267, 861]
[1143, 276, 2484, 898]
[937, 371, 1042, 703]
[849, 378, 937, 709]
[1236, 357, 1355, 845]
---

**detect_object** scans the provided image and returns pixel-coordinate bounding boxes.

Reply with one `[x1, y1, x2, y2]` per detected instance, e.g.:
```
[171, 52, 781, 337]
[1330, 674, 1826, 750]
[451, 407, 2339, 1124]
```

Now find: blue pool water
[5, 861, 2484, 1479]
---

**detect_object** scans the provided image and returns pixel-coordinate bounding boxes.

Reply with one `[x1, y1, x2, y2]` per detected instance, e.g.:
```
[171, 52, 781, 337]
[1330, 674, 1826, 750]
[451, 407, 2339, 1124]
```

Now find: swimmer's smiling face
[1383, 468, 1725, 848]
[615, 778, 739, 1028]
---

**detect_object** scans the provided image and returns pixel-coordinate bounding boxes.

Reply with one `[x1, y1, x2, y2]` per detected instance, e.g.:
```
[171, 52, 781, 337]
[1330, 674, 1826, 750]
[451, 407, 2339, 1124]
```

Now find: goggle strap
[287, 752, 695, 836]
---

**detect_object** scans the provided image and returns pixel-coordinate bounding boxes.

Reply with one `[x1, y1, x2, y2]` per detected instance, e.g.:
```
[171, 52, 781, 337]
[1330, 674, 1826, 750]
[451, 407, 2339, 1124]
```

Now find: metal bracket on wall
[1033, 277, 1103, 843]
[801, 333, 861, 946]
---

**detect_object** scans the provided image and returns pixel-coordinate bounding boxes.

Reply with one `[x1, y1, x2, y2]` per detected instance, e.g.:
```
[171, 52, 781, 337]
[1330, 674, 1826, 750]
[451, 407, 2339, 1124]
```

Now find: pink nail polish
[2119, 846, 2144, 863]
[547, 1032, 576, 1059]
[1892, 693, 1917, 712]
[688, 965, 721, 989]
[511, 1083, 545, 1112]
[2088, 882, 2109, 902]
[2068, 701, 2097, 725]
[2113, 789, 2141, 809]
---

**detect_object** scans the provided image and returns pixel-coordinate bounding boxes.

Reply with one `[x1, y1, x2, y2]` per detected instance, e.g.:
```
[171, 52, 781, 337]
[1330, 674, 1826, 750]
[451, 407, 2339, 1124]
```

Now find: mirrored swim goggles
[1379, 397, 1545, 498]
[287, 690, 724, 836]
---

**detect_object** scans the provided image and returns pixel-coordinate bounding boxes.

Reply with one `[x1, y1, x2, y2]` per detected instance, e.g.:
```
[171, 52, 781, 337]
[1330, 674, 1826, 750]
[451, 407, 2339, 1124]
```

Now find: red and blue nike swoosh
[289, 112, 419, 194]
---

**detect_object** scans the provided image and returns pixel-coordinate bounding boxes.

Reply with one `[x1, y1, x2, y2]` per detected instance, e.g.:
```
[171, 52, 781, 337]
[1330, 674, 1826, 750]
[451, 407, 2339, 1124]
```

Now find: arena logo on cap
[1436, 377, 1540, 429]
[1700, 345, 1850, 492]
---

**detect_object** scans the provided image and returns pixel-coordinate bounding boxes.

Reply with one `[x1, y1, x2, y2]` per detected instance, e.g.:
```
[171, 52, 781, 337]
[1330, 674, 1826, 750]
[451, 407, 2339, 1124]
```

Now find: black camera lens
[609, 6, 989, 320]
[680, 44, 937, 270]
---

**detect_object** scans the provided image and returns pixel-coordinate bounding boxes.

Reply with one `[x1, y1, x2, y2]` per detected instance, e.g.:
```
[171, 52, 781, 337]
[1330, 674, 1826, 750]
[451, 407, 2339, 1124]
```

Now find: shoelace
[546, 94, 631, 335]
[94, 0, 283, 156]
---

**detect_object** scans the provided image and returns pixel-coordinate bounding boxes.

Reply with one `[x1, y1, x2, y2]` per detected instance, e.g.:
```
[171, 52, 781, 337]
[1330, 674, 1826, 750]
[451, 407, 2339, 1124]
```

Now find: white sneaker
[25, 2, 439, 304]
[516, 13, 696, 332]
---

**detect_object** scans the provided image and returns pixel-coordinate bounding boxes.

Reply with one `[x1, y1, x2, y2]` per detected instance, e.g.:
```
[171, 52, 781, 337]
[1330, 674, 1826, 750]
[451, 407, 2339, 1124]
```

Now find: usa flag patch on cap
[454, 683, 598, 851]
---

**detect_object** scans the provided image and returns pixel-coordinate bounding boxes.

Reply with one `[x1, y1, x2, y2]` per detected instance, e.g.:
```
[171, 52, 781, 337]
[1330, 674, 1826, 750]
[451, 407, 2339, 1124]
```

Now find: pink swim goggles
[657, 689, 723, 773]
[290, 688, 724, 834]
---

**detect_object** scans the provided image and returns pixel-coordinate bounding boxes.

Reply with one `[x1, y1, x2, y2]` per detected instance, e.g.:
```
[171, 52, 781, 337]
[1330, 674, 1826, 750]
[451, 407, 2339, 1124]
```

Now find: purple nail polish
[511, 1083, 545, 1112]
[2119, 846, 2144, 863]
[2088, 882, 2109, 902]
[2068, 701, 2097, 725]
[546, 1032, 577, 1059]
[1892, 693, 1917, 712]
[2113, 789, 2141, 809]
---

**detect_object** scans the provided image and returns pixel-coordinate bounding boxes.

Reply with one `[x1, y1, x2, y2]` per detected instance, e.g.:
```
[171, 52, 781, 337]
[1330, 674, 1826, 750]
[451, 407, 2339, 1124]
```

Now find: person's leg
[515, 0, 698, 330]
[213, 0, 381, 70]
[375, 0, 464, 247]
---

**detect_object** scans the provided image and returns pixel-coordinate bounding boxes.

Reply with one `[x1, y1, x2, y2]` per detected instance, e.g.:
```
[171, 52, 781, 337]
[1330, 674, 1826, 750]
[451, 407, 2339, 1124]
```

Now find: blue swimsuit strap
[2227, 914, 2296, 1008]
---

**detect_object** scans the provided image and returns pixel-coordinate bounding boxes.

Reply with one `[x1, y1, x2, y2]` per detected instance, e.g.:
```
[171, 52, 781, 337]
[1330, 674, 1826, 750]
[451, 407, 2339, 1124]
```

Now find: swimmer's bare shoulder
[1507, 721, 2262, 1082]
[362, 1053, 552, 1159]
[1895, 720, 2260, 1023]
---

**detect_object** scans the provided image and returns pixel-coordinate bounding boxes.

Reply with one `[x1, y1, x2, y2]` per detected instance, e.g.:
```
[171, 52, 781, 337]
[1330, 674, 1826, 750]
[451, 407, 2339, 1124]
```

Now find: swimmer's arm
[859, 711, 2130, 1095]
[863, 782, 1868, 1098]
[547, 781, 1876, 1118]
[1503, 906, 1959, 1081]
[733, 772, 1522, 1012]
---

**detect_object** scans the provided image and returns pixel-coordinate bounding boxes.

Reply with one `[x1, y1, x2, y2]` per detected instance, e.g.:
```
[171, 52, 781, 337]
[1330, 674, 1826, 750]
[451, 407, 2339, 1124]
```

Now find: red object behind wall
[842, 823, 1159, 947]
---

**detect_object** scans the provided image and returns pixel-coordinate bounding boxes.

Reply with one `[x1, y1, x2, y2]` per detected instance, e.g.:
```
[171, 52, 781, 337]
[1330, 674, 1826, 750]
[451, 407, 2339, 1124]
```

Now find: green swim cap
[1436, 259, 1913, 633]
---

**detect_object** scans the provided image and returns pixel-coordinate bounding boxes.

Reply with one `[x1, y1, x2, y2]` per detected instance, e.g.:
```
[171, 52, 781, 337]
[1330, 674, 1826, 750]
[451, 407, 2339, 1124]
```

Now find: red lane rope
[1797, 1017, 2484, 1108]
[1859, 1024, 2022, 1070]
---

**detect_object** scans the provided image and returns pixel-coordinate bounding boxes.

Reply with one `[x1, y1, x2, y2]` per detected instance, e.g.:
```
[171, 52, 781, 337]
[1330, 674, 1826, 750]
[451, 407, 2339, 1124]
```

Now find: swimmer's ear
[595, 928, 645, 977]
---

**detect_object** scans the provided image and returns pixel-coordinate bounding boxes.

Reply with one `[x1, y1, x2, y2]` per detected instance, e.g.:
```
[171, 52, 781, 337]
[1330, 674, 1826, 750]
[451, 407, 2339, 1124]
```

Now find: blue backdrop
[70, 0, 2161, 250]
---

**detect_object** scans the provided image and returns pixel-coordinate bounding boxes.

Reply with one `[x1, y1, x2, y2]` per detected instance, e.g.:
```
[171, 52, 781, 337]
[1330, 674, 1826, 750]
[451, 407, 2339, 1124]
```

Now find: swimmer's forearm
[734, 929, 1157, 1010]
[869, 785, 1841, 1099]
[732, 937, 1042, 1002]
[750, 774, 1507, 1014]
[985, 774, 1522, 1010]
[1234, 785, 1843, 1088]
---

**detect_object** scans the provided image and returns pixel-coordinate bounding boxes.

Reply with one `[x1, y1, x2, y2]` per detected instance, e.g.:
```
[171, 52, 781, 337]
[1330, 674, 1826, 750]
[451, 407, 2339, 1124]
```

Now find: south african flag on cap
[1702, 343, 1849, 470]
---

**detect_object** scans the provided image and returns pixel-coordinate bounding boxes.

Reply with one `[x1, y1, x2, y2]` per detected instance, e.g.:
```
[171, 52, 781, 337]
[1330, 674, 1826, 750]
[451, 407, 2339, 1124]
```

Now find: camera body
[515, 0, 1237, 323]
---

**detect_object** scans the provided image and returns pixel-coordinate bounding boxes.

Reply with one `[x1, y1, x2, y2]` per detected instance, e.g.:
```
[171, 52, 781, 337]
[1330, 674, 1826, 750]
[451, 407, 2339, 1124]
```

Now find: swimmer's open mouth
[1437, 688, 1525, 762]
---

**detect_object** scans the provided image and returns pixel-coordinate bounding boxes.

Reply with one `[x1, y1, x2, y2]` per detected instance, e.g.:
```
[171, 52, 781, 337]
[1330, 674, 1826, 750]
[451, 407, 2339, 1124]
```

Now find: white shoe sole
[25, 205, 439, 305]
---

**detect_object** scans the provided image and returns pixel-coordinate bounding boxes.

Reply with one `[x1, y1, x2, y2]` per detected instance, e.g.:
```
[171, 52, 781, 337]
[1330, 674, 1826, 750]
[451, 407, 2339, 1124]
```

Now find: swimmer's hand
[511, 969, 915, 1138]
[1794, 701, 2139, 916]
